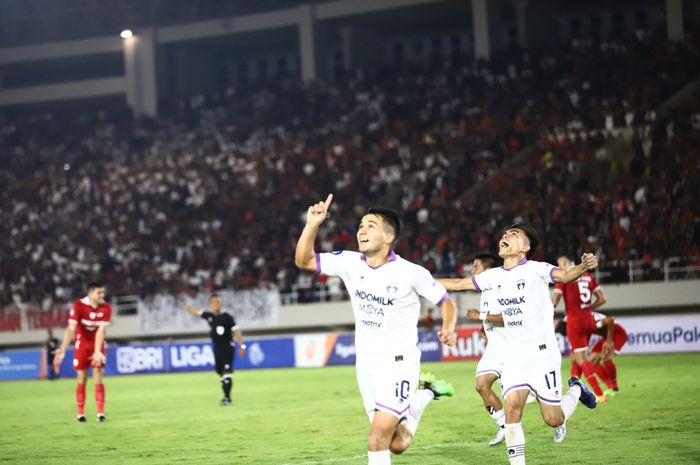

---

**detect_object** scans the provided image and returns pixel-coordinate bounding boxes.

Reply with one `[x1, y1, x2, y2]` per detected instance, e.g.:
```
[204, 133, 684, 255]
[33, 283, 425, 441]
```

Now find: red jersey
[68, 296, 112, 346]
[553, 272, 601, 319]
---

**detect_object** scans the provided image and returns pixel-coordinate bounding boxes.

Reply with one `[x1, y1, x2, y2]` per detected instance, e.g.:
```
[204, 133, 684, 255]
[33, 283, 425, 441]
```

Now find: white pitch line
[279, 441, 476, 465]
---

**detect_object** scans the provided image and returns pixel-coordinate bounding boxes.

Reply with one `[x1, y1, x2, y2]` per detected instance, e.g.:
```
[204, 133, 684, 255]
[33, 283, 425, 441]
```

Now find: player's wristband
[479, 310, 488, 321]
[240, 344, 247, 349]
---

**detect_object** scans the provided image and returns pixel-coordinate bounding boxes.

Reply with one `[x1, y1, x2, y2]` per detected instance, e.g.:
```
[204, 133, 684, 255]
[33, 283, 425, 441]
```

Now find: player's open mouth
[500, 240, 509, 248]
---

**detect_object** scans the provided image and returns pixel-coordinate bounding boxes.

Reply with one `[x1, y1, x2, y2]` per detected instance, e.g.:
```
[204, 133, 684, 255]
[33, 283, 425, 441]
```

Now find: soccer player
[437, 224, 598, 465]
[589, 312, 628, 395]
[53, 282, 112, 422]
[552, 255, 609, 402]
[46, 328, 59, 380]
[295, 194, 457, 465]
[464, 252, 508, 446]
[183, 294, 246, 406]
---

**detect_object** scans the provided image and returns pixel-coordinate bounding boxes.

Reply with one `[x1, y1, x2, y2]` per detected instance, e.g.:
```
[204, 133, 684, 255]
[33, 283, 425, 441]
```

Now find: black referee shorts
[213, 343, 234, 375]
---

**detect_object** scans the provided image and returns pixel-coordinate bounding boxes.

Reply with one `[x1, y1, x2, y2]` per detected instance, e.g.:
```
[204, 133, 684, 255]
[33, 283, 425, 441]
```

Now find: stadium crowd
[1, 33, 699, 307]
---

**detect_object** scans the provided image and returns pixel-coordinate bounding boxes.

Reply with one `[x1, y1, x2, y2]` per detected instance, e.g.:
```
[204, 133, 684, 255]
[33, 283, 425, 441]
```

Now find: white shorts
[356, 350, 420, 421]
[475, 343, 505, 379]
[501, 349, 563, 405]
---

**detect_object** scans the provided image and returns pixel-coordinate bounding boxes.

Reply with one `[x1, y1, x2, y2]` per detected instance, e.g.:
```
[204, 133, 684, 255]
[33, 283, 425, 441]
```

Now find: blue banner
[417, 330, 441, 362]
[325, 330, 442, 367]
[0, 350, 41, 380]
[326, 334, 356, 366]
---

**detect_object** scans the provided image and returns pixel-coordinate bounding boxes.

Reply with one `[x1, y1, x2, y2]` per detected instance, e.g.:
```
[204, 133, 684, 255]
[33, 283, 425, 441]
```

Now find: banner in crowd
[616, 314, 700, 354]
[0, 307, 22, 332]
[138, 289, 281, 334]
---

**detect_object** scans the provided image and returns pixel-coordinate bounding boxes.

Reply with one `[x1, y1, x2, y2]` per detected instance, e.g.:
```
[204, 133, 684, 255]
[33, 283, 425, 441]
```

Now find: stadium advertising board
[326, 333, 356, 366]
[417, 330, 442, 362]
[0, 350, 41, 380]
[441, 326, 485, 361]
[616, 314, 700, 354]
[296, 330, 441, 368]
[294, 334, 338, 367]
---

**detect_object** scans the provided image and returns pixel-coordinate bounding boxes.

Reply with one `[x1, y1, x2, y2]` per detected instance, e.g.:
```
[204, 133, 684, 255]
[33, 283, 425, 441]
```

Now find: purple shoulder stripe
[315, 253, 322, 275]
[549, 266, 558, 283]
[435, 292, 448, 306]
[471, 275, 482, 292]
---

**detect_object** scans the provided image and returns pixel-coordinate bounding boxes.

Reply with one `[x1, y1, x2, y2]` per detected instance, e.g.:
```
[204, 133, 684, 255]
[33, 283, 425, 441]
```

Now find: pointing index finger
[323, 193, 334, 213]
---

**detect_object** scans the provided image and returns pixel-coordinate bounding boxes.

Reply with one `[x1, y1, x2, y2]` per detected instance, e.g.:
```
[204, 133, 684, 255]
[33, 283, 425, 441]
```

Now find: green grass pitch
[1, 353, 699, 464]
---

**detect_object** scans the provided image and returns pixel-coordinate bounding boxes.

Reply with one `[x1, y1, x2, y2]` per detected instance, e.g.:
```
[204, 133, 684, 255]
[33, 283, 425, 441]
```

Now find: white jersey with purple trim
[316, 250, 448, 359]
[472, 258, 558, 359]
[481, 288, 506, 350]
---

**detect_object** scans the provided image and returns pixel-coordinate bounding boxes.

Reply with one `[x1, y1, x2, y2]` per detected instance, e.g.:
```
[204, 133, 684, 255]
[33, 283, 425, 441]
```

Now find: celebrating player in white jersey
[295, 194, 457, 465]
[438, 223, 599, 465]
[464, 252, 509, 446]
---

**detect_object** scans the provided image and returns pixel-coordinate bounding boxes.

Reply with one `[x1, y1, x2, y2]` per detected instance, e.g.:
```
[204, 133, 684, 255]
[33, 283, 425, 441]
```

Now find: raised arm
[437, 298, 457, 346]
[295, 194, 333, 272]
[551, 253, 598, 283]
[182, 302, 202, 316]
[436, 276, 477, 292]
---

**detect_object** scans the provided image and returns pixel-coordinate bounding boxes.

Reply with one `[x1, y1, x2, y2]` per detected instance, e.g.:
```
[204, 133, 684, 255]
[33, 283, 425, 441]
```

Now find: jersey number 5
[577, 281, 591, 303]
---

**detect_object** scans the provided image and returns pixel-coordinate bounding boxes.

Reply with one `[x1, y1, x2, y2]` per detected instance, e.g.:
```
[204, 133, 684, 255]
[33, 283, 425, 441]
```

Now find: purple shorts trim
[475, 369, 501, 378]
[375, 402, 409, 418]
[471, 275, 481, 292]
[435, 292, 448, 306]
[315, 253, 321, 275]
[503, 383, 560, 404]
[502, 383, 533, 399]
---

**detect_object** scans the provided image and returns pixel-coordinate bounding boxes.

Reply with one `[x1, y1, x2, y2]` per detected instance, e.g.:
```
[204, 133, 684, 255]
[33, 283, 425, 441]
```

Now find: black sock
[221, 376, 232, 399]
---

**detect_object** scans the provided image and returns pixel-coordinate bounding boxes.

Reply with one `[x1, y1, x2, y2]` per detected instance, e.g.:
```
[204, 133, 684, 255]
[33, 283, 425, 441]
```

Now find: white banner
[616, 314, 700, 354]
[138, 289, 280, 334]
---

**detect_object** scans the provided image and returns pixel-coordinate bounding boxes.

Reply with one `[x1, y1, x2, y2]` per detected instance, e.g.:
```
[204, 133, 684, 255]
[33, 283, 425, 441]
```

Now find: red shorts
[566, 314, 598, 351]
[592, 325, 628, 353]
[73, 340, 106, 370]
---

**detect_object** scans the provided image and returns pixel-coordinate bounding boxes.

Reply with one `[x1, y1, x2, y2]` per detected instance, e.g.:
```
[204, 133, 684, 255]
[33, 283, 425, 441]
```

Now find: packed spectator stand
[1, 33, 699, 308]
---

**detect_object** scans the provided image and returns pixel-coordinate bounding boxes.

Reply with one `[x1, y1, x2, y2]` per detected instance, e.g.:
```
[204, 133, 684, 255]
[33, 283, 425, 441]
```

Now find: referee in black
[183, 293, 246, 405]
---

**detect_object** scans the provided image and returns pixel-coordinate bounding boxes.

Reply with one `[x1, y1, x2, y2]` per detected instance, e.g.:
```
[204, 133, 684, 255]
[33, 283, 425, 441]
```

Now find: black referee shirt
[200, 311, 237, 347]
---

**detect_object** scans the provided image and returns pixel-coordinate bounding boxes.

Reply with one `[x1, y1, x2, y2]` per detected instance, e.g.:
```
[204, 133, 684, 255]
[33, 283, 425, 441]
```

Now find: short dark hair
[87, 281, 104, 292]
[210, 293, 220, 300]
[508, 223, 539, 258]
[363, 206, 402, 243]
[473, 252, 500, 270]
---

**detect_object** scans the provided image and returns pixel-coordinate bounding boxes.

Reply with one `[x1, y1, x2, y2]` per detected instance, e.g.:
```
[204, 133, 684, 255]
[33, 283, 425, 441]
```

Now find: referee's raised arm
[295, 193, 333, 272]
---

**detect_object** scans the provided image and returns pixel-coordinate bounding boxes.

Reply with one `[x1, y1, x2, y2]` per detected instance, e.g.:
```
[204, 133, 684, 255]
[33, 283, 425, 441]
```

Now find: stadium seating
[1, 34, 698, 306]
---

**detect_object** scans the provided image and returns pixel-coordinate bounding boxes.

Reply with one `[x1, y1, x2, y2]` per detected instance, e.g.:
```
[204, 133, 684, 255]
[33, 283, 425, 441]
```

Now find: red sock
[592, 363, 609, 385]
[570, 360, 582, 378]
[95, 383, 105, 414]
[581, 361, 605, 397]
[76, 383, 86, 416]
[604, 360, 618, 389]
